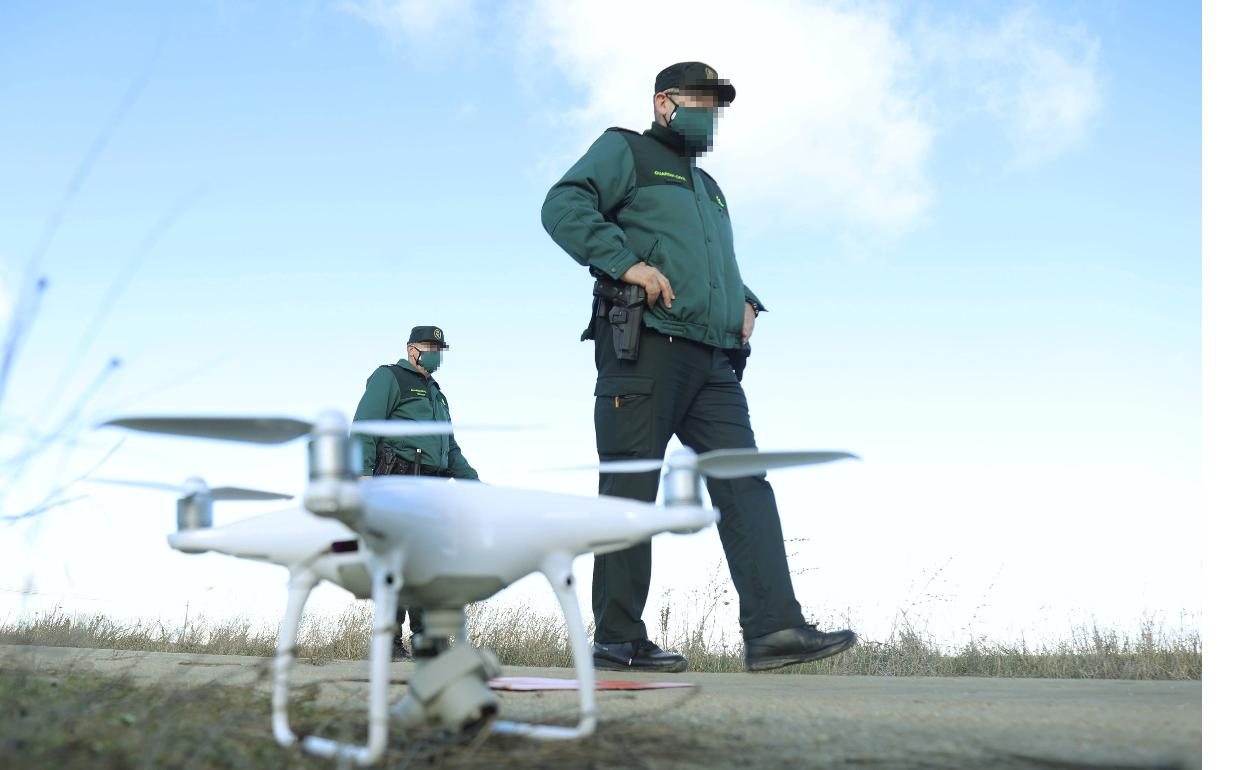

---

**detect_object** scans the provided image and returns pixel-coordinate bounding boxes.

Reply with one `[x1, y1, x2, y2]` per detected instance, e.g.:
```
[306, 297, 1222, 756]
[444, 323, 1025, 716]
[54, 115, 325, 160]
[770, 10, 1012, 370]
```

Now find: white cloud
[337, 0, 479, 61]
[339, 0, 469, 35]
[346, 0, 1105, 233]
[995, 9, 1102, 165]
[521, 0, 934, 234]
[915, 5, 1104, 166]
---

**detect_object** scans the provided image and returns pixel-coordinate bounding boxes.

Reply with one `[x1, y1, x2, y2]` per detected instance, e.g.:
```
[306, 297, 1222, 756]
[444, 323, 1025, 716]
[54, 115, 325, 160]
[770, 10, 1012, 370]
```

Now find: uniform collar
[644, 121, 692, 157]
[395, 358, 430, 380]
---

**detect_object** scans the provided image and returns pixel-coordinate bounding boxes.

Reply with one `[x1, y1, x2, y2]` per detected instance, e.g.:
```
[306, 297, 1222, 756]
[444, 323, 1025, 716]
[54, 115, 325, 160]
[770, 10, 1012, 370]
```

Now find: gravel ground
[1, 644, 1200, 769]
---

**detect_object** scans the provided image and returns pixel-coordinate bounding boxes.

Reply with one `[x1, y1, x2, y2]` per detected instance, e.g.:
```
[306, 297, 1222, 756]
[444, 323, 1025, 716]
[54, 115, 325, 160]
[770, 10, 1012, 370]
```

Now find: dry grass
[653, 601, 1199, 679]
[0, 599, 1200, 680]
[0, 604, 375, 661]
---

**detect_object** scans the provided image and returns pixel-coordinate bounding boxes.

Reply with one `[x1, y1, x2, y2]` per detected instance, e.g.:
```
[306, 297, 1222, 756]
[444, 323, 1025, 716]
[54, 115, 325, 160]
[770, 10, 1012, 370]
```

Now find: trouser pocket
[593, 374, 656, 458]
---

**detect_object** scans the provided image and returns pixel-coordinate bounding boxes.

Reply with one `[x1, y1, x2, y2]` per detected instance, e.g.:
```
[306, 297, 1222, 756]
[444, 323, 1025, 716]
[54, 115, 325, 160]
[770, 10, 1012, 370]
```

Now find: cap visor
[686, 80, 735, 105]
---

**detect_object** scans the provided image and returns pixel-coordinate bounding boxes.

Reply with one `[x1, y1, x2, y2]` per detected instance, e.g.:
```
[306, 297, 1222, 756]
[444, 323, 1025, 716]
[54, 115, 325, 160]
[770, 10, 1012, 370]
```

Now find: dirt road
[1, 644, 1199, 769]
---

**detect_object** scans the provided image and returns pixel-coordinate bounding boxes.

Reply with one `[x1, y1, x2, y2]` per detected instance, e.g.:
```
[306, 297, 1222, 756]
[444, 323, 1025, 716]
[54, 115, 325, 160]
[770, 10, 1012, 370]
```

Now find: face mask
[668, 103, 717, 154]
[417, 349, 442, 374]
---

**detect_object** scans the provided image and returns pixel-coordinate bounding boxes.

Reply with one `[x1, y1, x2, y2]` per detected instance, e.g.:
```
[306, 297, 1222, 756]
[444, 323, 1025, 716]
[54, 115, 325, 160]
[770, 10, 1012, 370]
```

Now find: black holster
[374, 443, 419, 476]
[583, 276, 647, 361]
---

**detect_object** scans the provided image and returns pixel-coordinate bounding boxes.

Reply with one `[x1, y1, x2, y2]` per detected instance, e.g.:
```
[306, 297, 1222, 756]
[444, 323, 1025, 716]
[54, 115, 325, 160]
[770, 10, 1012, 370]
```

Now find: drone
[96, 410, 857, 766]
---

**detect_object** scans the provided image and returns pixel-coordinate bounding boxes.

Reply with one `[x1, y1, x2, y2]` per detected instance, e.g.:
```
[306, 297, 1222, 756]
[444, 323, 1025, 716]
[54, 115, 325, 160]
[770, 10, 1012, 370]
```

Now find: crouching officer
[541, 62, 857, 673]
[353, 325, 479, 660]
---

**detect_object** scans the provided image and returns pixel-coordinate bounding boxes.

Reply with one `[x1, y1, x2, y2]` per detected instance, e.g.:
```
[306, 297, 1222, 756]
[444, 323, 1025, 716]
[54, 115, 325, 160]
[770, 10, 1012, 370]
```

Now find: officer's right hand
[621, 262, 675, 309]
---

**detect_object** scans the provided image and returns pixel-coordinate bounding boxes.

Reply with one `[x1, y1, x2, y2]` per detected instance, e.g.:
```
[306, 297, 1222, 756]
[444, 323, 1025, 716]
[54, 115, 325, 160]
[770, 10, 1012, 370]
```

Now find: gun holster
[375, 443, 398, 475]
[584, 275, 647, 361]
[374, 443, 419, 476]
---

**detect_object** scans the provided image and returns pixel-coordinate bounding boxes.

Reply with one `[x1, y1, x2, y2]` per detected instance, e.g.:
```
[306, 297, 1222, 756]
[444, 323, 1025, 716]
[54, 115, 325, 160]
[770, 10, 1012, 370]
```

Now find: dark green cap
[408, 325, 449, 349]
[655, 61, 735, 105]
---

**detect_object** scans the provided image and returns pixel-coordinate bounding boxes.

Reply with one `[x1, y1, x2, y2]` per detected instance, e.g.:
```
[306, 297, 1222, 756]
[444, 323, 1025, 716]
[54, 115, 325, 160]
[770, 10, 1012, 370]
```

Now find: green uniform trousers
[591, 316, 805, 643]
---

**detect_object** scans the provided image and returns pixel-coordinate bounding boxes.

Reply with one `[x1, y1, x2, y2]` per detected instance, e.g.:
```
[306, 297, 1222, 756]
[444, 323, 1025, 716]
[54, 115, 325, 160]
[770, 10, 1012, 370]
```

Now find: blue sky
[0, 1, 1200, 644]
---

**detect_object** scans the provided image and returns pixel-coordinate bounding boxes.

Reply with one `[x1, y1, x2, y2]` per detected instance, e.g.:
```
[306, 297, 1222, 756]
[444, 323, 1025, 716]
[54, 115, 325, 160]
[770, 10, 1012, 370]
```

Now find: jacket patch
[653, 170, 688, 184]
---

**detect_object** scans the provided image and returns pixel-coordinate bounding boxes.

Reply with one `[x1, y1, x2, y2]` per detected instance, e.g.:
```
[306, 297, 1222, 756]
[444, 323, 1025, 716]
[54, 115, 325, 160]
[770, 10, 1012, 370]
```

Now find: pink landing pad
[489, 677, 695, 692]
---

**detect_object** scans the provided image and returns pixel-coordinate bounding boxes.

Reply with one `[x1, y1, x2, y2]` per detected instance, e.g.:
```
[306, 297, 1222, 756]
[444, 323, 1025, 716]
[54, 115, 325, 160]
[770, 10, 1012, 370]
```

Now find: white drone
[97, 410, 856, 766]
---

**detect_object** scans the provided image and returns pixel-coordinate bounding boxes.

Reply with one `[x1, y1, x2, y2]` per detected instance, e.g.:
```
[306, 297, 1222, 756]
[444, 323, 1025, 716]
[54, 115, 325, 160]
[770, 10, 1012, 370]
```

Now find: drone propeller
[595, 448, 860, 479]
[200, 486, 294, 501]
[100, 417, 316, 444]
[349, 420, 454, 437]
[99, 414, 493, 444]
[351, 421, 537, 436]
[90, 476, 293, 501]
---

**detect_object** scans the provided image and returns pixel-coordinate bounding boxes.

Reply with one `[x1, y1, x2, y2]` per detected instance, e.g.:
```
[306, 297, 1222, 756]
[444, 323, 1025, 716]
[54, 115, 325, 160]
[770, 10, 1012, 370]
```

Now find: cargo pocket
[593, 375, 655, 458]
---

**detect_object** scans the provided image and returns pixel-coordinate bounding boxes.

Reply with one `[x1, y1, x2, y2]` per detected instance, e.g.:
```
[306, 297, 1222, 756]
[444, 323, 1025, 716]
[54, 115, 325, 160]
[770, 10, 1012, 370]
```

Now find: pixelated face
[408, 341, 440, 355]
[658, 87, 729, 126]
[671, 90, 718, 109]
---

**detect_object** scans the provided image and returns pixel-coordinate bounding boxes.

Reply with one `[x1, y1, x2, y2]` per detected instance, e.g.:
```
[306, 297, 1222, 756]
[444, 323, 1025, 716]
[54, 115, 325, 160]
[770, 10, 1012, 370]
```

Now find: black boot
[744, 624, 856, 672]
[592, 639, 688, 673]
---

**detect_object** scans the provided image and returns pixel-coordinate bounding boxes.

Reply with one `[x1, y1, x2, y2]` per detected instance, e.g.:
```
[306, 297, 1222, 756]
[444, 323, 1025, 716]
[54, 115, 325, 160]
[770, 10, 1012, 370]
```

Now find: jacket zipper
[688, 157, 723, 342]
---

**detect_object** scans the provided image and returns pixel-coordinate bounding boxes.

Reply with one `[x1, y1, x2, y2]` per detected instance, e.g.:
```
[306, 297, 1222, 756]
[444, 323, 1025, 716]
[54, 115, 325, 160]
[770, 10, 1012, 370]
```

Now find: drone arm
[272, 567, 317, 748]
[493, 552, 597, 740]
[300, 550, 402, 766]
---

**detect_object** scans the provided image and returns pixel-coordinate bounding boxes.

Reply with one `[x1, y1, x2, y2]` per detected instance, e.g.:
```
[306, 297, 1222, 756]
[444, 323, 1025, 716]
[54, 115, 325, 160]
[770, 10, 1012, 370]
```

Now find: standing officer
[540, 62, 857, 673]
[354, 325, 479, 660]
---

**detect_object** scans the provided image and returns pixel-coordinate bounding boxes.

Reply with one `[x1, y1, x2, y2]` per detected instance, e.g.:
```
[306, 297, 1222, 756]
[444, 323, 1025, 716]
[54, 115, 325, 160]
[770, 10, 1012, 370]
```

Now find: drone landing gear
[271, 554, 599, 765]
[272, 568, 319, 752]
[272, 554, 404, 766]
[492, 552, 598, 740]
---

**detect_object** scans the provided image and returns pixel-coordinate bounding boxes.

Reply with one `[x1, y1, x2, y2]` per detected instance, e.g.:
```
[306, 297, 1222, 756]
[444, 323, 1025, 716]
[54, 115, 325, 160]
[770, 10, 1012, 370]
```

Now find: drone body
[361, 477, 715, 608]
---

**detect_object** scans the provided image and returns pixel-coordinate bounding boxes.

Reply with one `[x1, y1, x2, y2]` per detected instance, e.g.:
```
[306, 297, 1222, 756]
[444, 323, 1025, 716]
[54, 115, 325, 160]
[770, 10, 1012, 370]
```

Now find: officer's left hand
[742, 302, 757, 346]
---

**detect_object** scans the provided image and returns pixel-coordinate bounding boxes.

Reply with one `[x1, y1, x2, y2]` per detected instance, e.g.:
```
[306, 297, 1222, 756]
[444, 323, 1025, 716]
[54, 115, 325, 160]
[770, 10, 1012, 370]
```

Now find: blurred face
[407, 341, 441, 367]
[655, 89, 718, 126]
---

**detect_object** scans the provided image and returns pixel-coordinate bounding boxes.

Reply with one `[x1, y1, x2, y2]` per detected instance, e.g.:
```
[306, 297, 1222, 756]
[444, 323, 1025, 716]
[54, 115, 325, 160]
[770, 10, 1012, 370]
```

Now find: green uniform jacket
[541, 122, 765, 350]
[352, 359, 478, 479]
